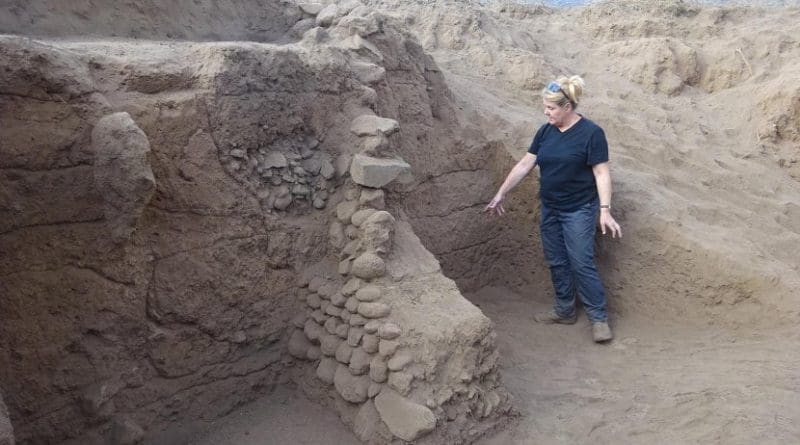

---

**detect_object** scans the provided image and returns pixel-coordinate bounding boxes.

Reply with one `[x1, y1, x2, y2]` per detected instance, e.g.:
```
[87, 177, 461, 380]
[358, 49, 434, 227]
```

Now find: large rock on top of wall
[349, 154, 411, 188]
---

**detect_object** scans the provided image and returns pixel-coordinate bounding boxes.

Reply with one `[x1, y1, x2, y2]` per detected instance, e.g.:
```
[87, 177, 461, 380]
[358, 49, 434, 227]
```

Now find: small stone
[325, 304, 342, 317]
[374, 389, 436, 442]
[349, 314, 367, 326]
[230, 148, 246, 158]
[264, 151, 288, 168]
[288, 329, 312, 359]
[313, 196, 327, 209]
[291, 313, 307, 328]
[364, 320, 381, 334]
[307, 346, 322, 360]
[320, 300, 330, 312]
[336, 200, 360, 223]
[368, 383, 382, 398]
[379, 340, 399, 357]
[318, 283, 337, 299]
[369, 356, 388, 383]
[377, 322, 401, 339]
[351, 252, 386, 279]
[335, 342, 354, 364]
[345, 296, 360, 313]
[306, 293, 322, 309]
[351, 208, 377, 227]
[273, 194, 293, 211]
[311, 309, 326, 324]
[297, 275, 310, 288]
[347, 327, 364, 347]
[345, 187, 360, 200]
[341, 240, 359, 258]
[355, 285, 381, 302]
[316, 357, 338, 385]
[308, 276, 325, 292]
[350, 115, 400, 137]
[387, 352, 412, 371]
[338, 259, 352, 275]
[315, 4, 339, 27]
[345, 224, 360, 240]
[362, 334, 379, 353]
[334, 364, 370, 403]
[339, 309, 351, 323]
[341, 278, 362, 296]
[388, 371, 413, 395]
[324, 317, 340, 335]
[292, 184, 312, 197]
[329, 220, 346, 250]
[358, 302, 391, 318]
[360, 188, 385, 209]
[349, 348, 372, 375]
[321, 334, 341, 356]
[320, 159, 335, 179]
[335, 323, 350, 339]
[304, 319, 324, 342]
[298, 2, 324, 15]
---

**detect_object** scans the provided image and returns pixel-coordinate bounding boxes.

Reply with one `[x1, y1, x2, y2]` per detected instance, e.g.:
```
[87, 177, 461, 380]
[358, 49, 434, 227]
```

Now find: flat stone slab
[350, 154, 411, 188]
[374, 389, 436, 441]
[350, 115, 399, 136]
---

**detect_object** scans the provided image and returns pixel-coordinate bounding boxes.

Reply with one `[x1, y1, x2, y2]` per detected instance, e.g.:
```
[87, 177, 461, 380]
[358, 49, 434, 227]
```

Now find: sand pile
[1, 0, 799, 444]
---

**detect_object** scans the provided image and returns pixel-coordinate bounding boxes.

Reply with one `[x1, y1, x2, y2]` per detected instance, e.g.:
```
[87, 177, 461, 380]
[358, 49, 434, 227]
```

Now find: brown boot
[592, 321, 613, 342]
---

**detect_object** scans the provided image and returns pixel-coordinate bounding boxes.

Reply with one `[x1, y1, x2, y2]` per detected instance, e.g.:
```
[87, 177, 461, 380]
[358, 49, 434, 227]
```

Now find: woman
[485, 75, 621, 343]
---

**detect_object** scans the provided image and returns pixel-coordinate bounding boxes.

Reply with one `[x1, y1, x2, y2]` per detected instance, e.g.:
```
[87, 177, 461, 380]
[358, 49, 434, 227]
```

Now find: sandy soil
[156, 284, 799, 444]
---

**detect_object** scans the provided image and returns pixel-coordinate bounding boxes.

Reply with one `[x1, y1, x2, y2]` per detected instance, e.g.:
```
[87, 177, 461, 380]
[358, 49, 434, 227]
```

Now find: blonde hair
[542, 75, 585, 109]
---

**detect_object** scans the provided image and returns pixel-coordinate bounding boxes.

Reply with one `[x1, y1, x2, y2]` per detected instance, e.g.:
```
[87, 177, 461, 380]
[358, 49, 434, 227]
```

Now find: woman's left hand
[599, 210, 622, 238]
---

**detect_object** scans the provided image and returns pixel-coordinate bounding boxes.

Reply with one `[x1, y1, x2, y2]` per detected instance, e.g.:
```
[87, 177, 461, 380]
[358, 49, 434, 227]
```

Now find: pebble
[335, 323, 350, 339]
[341, 278, 362, 296]
[345, 296, 360, 313]
[387, 352, 412, 371]
[358, 302, 391, 318]
[362, 334, 379, 353]
[304, 319, 324, 342]
[334, 364, 370, 403]
[324, 317, 339, 335]
[364, 320, 381, 334]
[288, 329, 312, 359]
[316, 358, 338, 385]
[349, 348, 372, 375]
[377, 322, 401, 339]
[378, 339, 399, 357]
[335, 342, 354, 364]
[306, 293, 322, 309]
[355, 285, 381, 302]
[347, 327, 364, 347]
[349, 314, 367, 326]
[311, 309, 327, 324]
[369, 356, 388, 383]
[321, 334, 341, 356]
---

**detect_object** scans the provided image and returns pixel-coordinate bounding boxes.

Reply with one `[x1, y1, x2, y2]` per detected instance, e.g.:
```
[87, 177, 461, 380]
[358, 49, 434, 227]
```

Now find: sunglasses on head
[546, 80, 573, 104]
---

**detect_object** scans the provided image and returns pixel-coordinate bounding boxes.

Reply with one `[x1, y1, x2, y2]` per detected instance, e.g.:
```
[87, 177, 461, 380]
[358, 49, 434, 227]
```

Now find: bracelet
[600, 204, 610, 209]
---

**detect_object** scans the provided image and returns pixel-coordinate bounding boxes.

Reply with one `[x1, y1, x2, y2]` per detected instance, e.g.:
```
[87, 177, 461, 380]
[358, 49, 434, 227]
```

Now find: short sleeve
[528, 124, 548, 155]
[586, 128, 609, 165]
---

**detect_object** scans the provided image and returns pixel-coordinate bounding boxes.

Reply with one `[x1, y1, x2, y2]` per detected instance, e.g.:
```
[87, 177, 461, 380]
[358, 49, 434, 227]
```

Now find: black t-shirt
[527, 117, 609, 211]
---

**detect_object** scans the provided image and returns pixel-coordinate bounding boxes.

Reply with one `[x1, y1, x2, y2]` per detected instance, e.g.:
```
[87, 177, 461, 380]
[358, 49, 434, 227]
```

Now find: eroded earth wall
[0, 3, 513, 444]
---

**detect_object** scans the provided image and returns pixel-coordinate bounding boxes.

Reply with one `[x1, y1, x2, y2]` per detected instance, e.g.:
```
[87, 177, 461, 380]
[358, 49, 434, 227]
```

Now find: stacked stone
[220, 136, 337, 211]
[286, 113, 444, 442]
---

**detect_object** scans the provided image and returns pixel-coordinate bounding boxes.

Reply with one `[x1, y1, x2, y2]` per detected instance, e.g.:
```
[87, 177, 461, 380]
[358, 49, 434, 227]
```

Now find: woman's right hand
[484, 194, 506, 216]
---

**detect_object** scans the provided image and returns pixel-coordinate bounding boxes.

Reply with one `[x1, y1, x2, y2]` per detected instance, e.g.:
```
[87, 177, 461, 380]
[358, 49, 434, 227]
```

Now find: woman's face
[543, 99, 570, 127]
